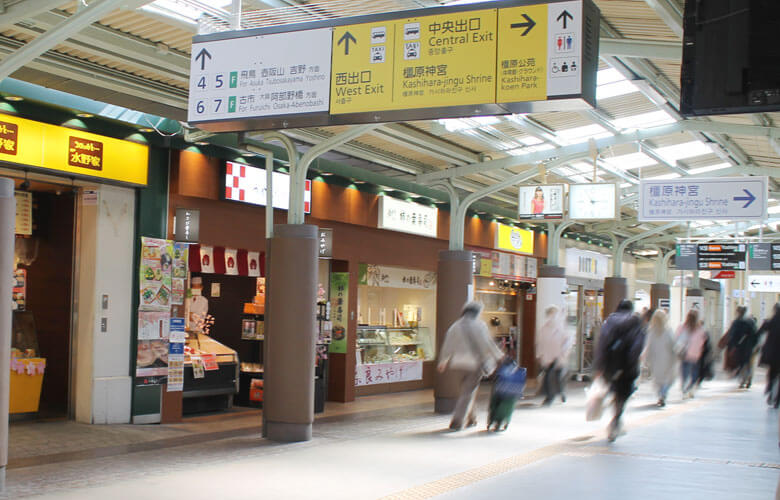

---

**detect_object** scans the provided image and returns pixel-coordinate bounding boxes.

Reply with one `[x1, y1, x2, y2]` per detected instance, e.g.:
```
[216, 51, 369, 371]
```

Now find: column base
[434, 397, 456, 414]
[265, 421, 312, 442]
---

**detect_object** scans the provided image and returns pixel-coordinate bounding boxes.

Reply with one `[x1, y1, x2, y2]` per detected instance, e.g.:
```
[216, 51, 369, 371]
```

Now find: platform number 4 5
[195, 74, 225, 90]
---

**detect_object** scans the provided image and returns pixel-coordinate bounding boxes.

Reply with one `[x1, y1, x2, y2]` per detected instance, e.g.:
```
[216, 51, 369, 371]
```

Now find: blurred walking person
[644, 309, 677, 407]
[438, 301, 504, 431]
[594, 300, 645, 442]
[676, 310, 706, 399]
[758, 304, 780, 407]
[536, 305, 572, 405]
[724, 306, 759, 389]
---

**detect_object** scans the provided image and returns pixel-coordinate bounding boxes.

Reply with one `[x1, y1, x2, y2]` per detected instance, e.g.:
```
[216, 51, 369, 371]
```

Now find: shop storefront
[151, 148, 549, 418]
[0, 112, 150, 424]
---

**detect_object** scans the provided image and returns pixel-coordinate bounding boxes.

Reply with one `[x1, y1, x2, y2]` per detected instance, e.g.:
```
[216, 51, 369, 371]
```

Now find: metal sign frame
[188, 0, 599, 132]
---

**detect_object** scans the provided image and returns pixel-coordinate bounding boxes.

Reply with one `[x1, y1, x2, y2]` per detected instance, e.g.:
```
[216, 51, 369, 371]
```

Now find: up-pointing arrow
[195, 47, 212, 71]
[338, 31, 357, 55]
[557, 9, 574, 29]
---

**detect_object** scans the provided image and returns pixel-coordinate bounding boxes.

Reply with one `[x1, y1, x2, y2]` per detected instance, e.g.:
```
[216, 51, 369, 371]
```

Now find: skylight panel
[769, 205, 780, 214]
[655, 141, 715, 163]
[597, 68, 624, 86]
[439, 118, 470, 132]
[518, 136, 543, 146]
[470, 116, 501, 126]
[601, 152, 657, 170]
[597, 80, 639, 100]
[569, 161, 595, 173]
[688, 163, 732, 175]
[612, 110, 676, 131]
[556, 124, 613, 144]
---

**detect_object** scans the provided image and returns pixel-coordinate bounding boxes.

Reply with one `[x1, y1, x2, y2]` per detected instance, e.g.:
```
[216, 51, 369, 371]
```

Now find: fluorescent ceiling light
[556, 124, 613, 144]
[439, 118, 470, 132]
[612, 110, 676, 131]
[597, 68, 625, 86]
[601, 152, 657, 170]
[688, 162, 731, 175]
[620, 182, 633, 188]
[655, 141, 715, 163]
[597, 80, 639, 100]
[769, 205, 780, 214]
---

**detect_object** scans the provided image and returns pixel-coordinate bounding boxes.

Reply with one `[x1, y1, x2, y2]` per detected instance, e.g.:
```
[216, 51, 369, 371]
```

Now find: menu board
[697, 243, 746, 270]
[139, 237, 173, 310]
[14, 191, 32, 235]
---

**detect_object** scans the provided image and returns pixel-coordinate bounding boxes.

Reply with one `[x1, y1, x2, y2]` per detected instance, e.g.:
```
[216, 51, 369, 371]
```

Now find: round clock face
[570, 184, 615, 219]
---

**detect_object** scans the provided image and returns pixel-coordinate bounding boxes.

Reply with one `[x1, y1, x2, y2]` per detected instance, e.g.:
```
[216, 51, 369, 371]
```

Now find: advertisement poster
[138, 311, 170, 340]
[140, 237, 173, 310]
[201, 353, 219, 371]
[167, 340, 184, 392]
[12, 268, 26, 311]
[517, 185, 564, 219]
[136, 311, 170, 385]
[328, 272, 349, 354]
[171, 243, 189, 305]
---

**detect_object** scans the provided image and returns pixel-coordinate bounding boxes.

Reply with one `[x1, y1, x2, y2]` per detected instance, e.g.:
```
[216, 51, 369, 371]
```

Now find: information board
[697, 243, 746, 271]
[189, 0, 599, 131]
[748, 243, 780, 271]
[675, 243, 698, 270]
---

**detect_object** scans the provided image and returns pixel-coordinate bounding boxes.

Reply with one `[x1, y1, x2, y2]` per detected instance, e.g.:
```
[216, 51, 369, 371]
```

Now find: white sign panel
[547, 1, 582, 96]
[565, 247, 609, 279]
[568, 183, 618, 220]
[518, 184, 564, 219]
[188, 28, 332, 122]
[355, 360, 423, 386]
[639, 176, 768, 221]
[363, 264, 437, 290]
[378, 196, 437, 237]
[225, 161, 311, 213]
[747, 275, 780, 293]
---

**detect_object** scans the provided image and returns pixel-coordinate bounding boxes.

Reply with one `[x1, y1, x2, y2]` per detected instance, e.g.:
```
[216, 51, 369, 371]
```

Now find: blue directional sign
[639, 176, 768, 221]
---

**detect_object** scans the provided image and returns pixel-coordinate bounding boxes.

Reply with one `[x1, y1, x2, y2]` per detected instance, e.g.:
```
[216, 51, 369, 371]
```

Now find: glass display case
[357, 326, 434, 364]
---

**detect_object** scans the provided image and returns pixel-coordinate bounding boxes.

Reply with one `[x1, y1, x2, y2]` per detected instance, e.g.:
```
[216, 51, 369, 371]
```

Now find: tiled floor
[4, 373, 778, 499]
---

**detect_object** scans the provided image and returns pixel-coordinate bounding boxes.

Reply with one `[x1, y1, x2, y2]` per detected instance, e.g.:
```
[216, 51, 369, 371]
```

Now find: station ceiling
[0, 0, 777, 254]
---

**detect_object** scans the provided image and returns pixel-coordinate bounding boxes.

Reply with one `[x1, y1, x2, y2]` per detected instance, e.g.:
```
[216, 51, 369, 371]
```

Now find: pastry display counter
[357, 326, 433, 364]
[182, 333, 238, 414]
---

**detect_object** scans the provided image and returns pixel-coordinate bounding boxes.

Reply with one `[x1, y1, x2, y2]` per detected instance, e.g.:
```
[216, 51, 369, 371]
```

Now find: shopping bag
[494, 364, 526, 398]
[585, 377, 609, 421]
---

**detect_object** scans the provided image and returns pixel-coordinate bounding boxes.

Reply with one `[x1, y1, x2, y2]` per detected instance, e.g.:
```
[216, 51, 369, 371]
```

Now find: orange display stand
[10, 358, 45, 414]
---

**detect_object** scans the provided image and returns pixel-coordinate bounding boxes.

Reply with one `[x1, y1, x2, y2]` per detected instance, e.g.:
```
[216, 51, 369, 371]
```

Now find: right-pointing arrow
[733, 189, 756, 208]
[510, 13, 536, 36]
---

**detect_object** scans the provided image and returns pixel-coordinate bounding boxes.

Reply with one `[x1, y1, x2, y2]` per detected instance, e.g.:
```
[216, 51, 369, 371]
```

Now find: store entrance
[11, 179, 76, 419]
[566, 285, 603, 380]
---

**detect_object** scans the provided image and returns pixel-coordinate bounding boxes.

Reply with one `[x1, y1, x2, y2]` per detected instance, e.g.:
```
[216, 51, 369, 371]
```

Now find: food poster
[171, 243, 189, 305]
[328, 272, 349, 354]
[140, 237, 173, 310]
[136, 310, 170, 385]
[12, 268, 26, 311]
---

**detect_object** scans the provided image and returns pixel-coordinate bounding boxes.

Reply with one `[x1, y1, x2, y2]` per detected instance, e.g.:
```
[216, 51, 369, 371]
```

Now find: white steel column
[0, 178, 13, 491]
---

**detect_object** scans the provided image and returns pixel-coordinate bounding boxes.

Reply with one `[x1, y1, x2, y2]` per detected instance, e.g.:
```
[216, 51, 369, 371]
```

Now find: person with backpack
[675, 310, 707, 399]
[594, 299, 645, 442]
[438, 301, 504, 431]
[724, 306, 759, 389]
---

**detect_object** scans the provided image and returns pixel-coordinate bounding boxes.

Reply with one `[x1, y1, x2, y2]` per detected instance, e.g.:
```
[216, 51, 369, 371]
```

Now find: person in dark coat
[759, 304, 780, 407]
[594, 299, 645, 442]
[725, 306, 759, 388]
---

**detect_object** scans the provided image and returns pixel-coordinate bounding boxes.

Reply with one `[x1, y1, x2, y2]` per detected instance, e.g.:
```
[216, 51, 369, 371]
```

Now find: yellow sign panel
[495, 223, 534, 255]
[497, 4, 548, 103]
[0, 114, 148, 186]
[392, 9, 497, 109]
[331, 22, 396, 113]
[479, 258, 493, 277]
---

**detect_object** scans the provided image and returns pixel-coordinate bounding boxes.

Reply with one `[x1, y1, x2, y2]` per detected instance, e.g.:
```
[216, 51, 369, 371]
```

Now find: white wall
[74, 185, 135, 424]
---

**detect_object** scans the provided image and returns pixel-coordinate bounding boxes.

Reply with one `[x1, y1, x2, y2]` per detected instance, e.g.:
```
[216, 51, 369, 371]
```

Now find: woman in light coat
[644, 309, 677, 407]
[438, 301, 504, 430]
[536, 305, 572, 405]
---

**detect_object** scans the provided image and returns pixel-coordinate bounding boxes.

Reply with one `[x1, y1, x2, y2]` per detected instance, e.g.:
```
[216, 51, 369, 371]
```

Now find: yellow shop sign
[0, 114, 148, 186]
[495, 223, 534, 255]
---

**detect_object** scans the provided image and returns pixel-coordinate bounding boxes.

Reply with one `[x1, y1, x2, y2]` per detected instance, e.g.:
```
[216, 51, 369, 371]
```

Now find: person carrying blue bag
[488, 358, 526, 431]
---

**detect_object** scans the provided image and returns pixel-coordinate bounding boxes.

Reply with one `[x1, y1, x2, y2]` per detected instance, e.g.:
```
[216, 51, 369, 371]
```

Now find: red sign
[68, 136, 103, 170]
[713, 270, 735, 279]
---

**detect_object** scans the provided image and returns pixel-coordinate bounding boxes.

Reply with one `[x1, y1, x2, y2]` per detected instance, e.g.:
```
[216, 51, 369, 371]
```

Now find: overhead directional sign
[747, 275, 780, 293]
[189, 0, 600, 132]
[675, 243, 698, 270]
[697, 243, 746, 270]
[639, 176, 768, 221]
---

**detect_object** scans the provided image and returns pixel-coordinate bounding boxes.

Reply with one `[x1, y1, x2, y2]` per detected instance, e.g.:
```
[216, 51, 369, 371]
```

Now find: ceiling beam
[0, 0, 67, 29]
[0, 0, 153, 82]
[598, 38, 681, 60]
[642, 0, 683, 38]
